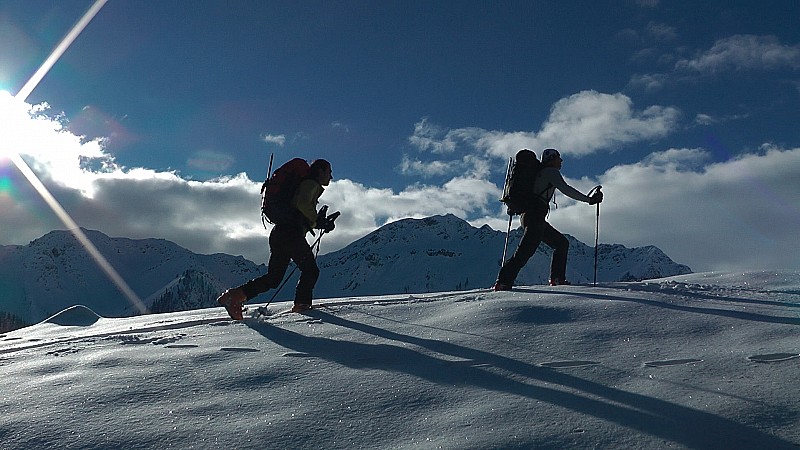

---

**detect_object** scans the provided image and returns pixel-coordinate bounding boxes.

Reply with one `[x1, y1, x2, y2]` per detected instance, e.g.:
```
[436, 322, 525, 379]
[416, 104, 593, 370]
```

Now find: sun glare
[7, 0, 148, 315]
[0, 90, 27, 159]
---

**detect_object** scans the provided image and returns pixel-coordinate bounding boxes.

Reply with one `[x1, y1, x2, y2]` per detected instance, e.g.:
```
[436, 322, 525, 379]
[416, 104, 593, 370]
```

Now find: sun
[1, 0, 148, 314]
[0, 90, 24, 159]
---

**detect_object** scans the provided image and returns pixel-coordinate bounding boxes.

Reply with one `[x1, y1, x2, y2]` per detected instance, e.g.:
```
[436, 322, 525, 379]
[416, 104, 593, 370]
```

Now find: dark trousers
[497, 211, 569, 285]
[239, 224, 319, 305]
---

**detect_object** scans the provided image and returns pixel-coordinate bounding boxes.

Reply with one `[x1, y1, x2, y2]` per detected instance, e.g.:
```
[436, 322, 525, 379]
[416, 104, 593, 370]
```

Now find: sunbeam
[15, 0, 108, 101]
[9, 0, 148, 315]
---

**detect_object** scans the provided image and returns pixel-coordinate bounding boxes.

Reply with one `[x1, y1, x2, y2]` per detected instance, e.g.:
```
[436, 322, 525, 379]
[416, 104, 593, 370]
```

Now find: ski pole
[261, 153, 275, 229]
[499, 156, 514, 265]
[588, 185, 602, 286]
[501, 213, 513, 264]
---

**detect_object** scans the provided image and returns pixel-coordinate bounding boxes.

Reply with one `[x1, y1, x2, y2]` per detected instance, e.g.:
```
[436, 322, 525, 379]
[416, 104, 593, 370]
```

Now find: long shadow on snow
[515, 287, 800, 326]
[246, 310, 795, 449]
[600, 282, 800, 309]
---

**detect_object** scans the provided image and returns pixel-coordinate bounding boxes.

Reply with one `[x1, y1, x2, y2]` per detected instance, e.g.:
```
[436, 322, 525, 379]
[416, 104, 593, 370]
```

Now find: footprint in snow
[282, 352, 313, 357]
[540, 360, 600, 368]
[748, 353, 799, 363]
[644, 358, 703, 368]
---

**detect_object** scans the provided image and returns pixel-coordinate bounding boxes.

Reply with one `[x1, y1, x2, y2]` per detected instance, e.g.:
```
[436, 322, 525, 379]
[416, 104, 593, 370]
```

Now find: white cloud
[536, 91, 680, 155]
[399, 155, 453, 177]
[694, 114, 715, 126]
[630, 35, 800, 92]
[408, 118, 457, 154]
[693, 112, 750, 127]
[3, 91, 798, 273]
[676, 35, 800, 75]
[0, 93, 503, 265]
[261, 134, 286, 146]
[406, 91, 680, 161]
[549, 145, 800, 272]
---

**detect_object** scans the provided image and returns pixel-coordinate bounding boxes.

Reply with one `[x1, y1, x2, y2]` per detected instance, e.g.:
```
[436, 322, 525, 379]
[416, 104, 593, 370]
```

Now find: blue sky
[1, 0, 799, 272]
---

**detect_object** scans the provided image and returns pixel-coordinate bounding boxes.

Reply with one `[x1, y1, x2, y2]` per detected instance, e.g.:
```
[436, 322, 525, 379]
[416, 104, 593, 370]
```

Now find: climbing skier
[494, 148, 603, 290]
[217, 158, 336, 319]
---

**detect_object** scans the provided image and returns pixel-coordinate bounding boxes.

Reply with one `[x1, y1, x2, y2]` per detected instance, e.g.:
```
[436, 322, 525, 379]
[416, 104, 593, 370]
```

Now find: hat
[309, 158, 331, 173]
[310, 159, 331, 170]
[541, 148, 561, 164]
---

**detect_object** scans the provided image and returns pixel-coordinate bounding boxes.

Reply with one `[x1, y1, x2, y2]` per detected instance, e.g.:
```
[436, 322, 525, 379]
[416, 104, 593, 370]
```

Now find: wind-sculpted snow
[1, 271, 797, 449]
[43, 305, 101, 326]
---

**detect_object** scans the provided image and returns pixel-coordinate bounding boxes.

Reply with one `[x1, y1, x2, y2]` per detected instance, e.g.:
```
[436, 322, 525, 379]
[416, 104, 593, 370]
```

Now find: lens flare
[9, 0, 148, 315]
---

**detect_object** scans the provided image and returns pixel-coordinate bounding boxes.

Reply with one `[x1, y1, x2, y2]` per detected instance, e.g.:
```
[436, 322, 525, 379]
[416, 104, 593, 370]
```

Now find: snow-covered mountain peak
[1, 217, 691, 331]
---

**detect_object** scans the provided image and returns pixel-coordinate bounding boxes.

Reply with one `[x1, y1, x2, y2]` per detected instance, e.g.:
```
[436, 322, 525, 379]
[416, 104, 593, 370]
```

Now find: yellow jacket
[291, 178, 324, 228]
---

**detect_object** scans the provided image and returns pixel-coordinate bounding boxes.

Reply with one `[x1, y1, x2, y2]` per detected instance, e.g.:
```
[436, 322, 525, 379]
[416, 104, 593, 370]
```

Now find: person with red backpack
[494, 148, 603, 290]
[217, 159, 336, 319]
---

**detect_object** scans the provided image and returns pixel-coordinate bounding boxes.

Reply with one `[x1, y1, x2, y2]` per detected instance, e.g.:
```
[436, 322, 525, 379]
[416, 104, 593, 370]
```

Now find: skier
[217, 159, 336, 319]
[494, 148, 603, 290]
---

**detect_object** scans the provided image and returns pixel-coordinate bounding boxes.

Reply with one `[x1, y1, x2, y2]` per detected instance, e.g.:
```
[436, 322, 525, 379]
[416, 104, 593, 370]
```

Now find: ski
[248, 303, 331, 319]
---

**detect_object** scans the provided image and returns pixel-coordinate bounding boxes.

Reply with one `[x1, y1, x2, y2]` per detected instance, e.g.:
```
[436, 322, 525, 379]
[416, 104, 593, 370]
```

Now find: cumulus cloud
[0, 92, 501, 265]
[3, 91, 798, 272]
[549, 145, 800, 271]
[537, 91, 680, 155]
[407, 91, 680, 160]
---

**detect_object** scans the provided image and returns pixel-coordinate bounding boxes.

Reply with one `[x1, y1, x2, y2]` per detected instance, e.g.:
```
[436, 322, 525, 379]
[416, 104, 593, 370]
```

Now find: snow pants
[496, 210, 569, 285]
[239, 224, 319, 306]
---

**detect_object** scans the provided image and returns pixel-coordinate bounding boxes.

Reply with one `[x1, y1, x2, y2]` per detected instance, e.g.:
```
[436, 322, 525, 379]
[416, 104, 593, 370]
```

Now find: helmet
[541, 148, 561, 164]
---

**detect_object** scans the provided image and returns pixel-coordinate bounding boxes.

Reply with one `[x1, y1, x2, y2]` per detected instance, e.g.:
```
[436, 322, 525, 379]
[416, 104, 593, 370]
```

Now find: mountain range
[0, 214, 690, 331]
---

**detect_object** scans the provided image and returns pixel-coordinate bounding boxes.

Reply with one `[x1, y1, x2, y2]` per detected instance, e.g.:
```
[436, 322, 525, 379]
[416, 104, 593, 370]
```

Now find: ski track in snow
[4, 282, 797, 370]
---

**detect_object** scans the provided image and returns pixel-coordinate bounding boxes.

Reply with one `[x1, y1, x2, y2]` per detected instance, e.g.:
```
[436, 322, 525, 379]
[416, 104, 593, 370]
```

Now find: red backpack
[260, 158, 311, 225]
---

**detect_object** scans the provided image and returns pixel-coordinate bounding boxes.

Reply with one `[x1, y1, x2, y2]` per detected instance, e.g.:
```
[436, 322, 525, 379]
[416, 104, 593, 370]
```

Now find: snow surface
[1, 271, 798, 449]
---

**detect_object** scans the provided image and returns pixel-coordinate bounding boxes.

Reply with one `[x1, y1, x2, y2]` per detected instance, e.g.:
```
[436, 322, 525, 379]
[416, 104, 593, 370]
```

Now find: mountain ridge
[0, 214, 691, 330]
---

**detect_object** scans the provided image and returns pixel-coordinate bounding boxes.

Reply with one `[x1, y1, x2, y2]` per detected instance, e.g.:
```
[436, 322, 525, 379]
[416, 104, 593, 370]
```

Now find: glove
[314, 208, 339, 233]
[319, 217, 335, 233]
[588, 191, 603, 205]
[321, 211, 340, 233]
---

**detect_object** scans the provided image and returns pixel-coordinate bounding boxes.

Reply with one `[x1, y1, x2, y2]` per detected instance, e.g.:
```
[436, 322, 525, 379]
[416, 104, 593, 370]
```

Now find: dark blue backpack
[500, 149, 546, 215]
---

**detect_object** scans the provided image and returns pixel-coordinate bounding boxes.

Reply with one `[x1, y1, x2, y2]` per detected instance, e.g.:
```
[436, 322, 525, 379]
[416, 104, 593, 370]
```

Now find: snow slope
[1, 271, 797, 449]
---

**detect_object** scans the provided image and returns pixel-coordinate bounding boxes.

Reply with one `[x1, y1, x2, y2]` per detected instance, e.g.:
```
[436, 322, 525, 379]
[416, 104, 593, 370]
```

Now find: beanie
[541, 148, 561, 164]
